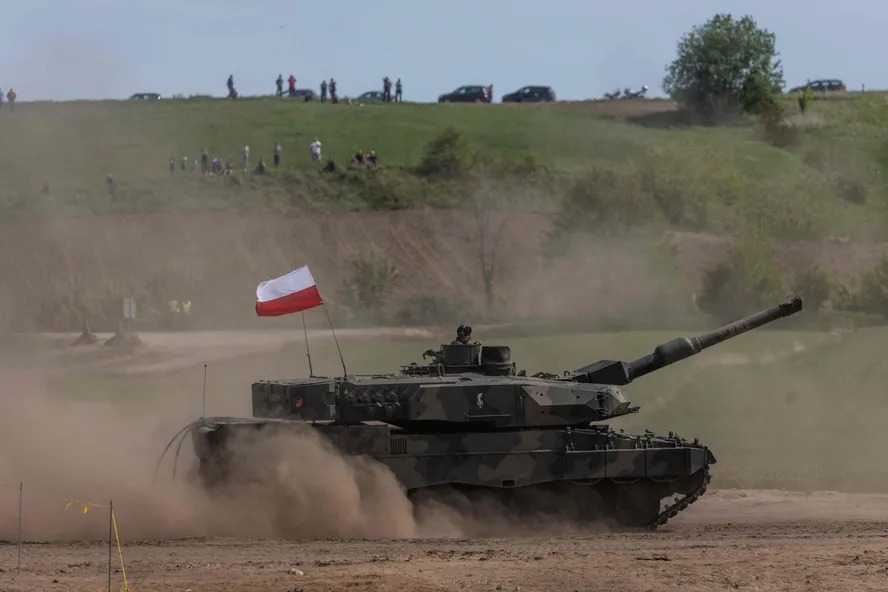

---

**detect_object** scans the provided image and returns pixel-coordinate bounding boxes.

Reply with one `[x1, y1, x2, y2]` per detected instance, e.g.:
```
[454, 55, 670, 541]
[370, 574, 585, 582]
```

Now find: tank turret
[249, 297, 803, 430]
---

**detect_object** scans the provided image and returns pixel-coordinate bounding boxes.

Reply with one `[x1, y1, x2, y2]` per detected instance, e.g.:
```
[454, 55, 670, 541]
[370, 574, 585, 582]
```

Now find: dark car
[357, 91, 385, 101]
[290, 88, 316, 101]
[501, 85, 556, 103]
[788, 79, 846, 93]
[438, 85, 493, 103]
[129, 93, 160, 100]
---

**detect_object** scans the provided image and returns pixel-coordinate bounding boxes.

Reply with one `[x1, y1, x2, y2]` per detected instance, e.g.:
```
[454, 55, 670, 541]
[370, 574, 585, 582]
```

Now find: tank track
[646, 465, 711, 529]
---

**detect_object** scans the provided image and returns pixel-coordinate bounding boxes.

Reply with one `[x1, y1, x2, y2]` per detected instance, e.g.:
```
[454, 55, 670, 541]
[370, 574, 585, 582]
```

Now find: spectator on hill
[6, 88, 15, 111]
[395, 78, 402, 102]
[329, 79, 338, 103]
[242, 145, 250, 171]
[320, 80, 328, 102]
[180, 155, 188, 171]
[276, 74, 284, 96]
[288, 75, 296, 97]
[168, 156, 175, 174]
[383, 76, 391, 102]
[201, 149, 209, 174]
[310, 138, 322, 161]
[273, 142, 282, 167]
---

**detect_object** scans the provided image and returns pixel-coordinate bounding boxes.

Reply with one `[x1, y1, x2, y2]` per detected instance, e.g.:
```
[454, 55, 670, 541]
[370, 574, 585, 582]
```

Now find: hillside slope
[2, 209, 885, 333]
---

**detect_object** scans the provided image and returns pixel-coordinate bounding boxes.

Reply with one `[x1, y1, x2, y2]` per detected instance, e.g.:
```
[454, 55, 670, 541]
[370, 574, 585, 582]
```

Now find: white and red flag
[255, 265, 323, 317]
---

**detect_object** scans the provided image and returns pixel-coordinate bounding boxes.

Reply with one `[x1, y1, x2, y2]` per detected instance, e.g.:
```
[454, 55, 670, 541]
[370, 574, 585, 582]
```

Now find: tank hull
[190, 417, 715, 529]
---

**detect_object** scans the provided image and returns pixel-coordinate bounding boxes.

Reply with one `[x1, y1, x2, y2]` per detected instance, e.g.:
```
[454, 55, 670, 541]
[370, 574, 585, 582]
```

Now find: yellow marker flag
[83, 502, 90, 514]
[64, 500, 74, 512]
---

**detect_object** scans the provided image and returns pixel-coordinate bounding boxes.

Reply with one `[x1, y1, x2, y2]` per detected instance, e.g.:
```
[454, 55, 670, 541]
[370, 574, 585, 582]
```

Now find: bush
[697, 234, 784, 322]
[546, 167, 661, 254]
[415, 126, 473, 178]
[798, 86, 813, 114]
[791, 266, 833, 313]
[338, 252, 399, 323]
[855, 253, 888, 318]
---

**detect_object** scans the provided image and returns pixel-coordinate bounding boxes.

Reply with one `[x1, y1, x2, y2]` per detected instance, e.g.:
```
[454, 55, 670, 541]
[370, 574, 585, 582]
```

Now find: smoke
[0, 348, 617, 543]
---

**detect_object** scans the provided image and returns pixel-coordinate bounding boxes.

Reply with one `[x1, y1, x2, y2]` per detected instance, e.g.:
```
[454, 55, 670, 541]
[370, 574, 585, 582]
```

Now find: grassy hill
[2, 92, 888, 238]
[3, 92, 888, 333]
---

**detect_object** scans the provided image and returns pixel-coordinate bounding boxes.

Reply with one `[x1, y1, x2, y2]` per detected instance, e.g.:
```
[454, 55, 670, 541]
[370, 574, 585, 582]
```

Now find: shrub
[338, 252, 399, 323]
[547, 167, 660, 247]
[855, 253, 888, 318]
[415, 126, 473, 178]
[798, 86, 813, 114]
[697, 234, 784, 322]
[791, 266, 833, 313]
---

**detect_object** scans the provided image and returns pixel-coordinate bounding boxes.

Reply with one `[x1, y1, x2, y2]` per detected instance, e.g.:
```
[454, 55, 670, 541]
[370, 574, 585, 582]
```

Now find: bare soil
[4, 489, 888, 592]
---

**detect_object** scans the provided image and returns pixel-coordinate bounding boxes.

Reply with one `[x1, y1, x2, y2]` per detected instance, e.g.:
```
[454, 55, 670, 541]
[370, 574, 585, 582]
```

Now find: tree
[468, 180, 513, 314]
[663, 14, 784, 121]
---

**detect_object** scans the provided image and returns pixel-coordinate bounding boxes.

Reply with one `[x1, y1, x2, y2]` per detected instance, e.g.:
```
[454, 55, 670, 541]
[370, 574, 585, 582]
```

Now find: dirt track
[4, 490, 888, 592]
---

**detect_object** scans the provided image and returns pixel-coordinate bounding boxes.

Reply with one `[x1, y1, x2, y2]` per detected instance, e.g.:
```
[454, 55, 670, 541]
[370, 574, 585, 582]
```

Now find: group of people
[268, 75, 403, 103]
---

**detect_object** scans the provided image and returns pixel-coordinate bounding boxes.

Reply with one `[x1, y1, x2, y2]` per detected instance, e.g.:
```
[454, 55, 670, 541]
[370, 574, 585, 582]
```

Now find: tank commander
[452, 325, 480, 345]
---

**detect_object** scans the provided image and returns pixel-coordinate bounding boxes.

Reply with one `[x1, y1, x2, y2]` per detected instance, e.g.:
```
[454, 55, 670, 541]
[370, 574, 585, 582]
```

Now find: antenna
[302, 311, 314, 376]
[321, 302, 348, 377]
[201, 364, 207, 417]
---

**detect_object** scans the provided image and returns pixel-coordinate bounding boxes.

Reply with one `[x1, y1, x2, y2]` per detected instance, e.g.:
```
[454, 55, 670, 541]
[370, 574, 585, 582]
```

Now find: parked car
[438, 85, 493, 103]
[290, 88, 317, 101]
[357, 91, 385, 101]
[788, 79, 846, 93]
[501, 85, 556, 102]
[129, 93, 160, 100]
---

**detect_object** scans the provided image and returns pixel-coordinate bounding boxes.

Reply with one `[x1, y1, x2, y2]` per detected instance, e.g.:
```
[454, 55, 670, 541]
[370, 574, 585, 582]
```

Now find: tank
[182, 297, 803, 528]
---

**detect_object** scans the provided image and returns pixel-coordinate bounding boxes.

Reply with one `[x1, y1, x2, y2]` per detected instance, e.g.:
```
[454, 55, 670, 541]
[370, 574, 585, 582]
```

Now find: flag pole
[321, 303, 347, 377]
[108, 500, 113, 592]
[201, 364, 208, 417]
[301, 312, 314, 377]
[16, 482, 22, 572]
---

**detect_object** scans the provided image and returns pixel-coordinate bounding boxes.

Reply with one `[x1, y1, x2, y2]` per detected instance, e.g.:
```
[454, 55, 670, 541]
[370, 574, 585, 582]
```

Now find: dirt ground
[3, 489, 888, 592]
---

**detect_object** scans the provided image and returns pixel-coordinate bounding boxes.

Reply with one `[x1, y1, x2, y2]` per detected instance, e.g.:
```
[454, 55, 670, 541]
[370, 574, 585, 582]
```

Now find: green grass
[3, 93, 888, 239]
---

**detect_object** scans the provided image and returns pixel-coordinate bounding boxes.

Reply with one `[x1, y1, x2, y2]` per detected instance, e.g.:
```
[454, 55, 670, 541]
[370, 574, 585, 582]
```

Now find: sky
[0, 0, 884, 103]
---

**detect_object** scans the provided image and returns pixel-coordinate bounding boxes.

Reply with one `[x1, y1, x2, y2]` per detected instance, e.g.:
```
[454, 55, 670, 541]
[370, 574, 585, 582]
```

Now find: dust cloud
[0, 347, 611, 544]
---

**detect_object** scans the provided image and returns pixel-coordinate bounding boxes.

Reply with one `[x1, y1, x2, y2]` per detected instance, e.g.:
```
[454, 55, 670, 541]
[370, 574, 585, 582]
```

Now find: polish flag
[255, 265, 323, 317]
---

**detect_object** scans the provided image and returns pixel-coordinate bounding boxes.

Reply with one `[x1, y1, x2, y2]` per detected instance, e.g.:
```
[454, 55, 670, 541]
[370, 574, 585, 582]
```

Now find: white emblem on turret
[476, 393, 484, 408]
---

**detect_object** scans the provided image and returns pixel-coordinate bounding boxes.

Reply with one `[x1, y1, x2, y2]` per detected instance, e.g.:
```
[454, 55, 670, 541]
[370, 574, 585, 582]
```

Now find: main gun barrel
[573, 296, 803, 386]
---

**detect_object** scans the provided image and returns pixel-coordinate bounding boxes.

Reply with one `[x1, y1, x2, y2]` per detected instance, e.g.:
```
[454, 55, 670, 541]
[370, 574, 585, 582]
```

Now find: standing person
[320, 79, 328, 102]
[288, 74, 296, 97]
[273, 142, 282, 167]
[6, 88, 15, 111]
[310, 138, 322, 162]
[329, 79, 337, 103]
[382, 76, 390, 102]
[242, 145, 250, 171]
[395, 78, 402, 102]
[275, 74, 284, 96]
